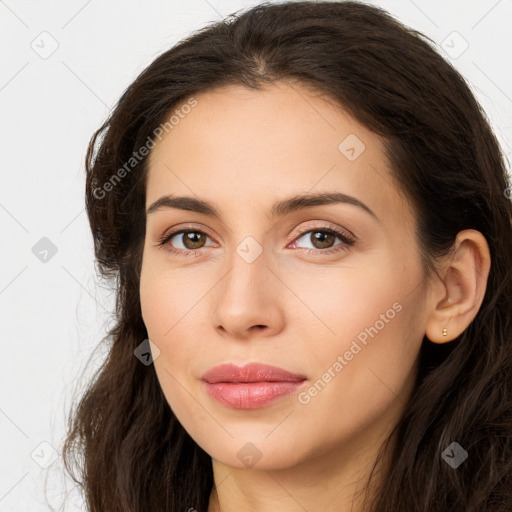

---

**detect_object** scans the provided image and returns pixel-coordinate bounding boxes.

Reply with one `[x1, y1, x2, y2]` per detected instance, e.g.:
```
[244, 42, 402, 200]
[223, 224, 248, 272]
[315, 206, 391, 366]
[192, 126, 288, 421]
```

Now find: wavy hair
[62, 1, 512, 510]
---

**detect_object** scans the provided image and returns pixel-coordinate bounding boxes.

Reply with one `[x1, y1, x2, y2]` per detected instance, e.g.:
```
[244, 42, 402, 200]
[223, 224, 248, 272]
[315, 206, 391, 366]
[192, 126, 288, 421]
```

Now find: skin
[139, 81, 490, 512]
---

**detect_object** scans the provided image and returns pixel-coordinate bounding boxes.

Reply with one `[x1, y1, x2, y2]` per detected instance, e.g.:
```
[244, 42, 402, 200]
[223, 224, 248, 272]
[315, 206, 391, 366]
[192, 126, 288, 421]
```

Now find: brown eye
[309, 231, 336, 249]
[157, 229, 215, 253]
[291, 226, 355, 256]
[178, 231, 207, 249]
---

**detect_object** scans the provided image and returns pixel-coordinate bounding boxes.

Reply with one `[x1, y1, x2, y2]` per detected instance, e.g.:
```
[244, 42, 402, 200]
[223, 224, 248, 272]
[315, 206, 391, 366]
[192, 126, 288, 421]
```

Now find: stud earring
[442, 328, 447, 336]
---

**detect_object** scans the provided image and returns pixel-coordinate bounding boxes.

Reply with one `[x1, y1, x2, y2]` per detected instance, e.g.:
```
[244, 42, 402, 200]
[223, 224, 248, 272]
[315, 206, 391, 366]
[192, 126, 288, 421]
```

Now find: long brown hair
[62, 2, 512, 510]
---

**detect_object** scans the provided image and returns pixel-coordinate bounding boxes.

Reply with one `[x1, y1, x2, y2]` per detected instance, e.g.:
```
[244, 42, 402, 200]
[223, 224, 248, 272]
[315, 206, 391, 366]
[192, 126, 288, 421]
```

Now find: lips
[201, 363, 308, 409]
[201, 362, 307, 384]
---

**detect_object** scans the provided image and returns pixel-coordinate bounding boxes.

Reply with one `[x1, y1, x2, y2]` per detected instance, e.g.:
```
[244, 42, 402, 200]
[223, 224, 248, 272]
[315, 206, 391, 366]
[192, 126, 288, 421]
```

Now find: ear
[424, 229, 491, 344]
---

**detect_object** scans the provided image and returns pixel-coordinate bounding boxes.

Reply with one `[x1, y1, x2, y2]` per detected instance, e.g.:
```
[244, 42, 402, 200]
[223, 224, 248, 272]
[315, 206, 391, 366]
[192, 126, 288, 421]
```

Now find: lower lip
[203, 380, 307, 409]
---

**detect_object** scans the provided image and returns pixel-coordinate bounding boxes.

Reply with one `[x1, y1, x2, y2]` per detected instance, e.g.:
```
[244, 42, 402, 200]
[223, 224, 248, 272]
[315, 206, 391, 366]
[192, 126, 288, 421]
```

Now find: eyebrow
[146, 191, 378, 222]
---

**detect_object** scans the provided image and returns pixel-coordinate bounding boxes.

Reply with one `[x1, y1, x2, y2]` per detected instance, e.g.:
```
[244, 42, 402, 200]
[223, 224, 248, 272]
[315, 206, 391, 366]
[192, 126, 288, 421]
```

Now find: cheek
[282, 258, 402, 347]
[139, 278, 172, 340]
[289, 307, 421, 460]
[140, 276, 196, 377]
[139, 260, 210, 395]
[139, 257, 211, 340]
[139, 269, 203, 429]
[291, 260, 424, 418]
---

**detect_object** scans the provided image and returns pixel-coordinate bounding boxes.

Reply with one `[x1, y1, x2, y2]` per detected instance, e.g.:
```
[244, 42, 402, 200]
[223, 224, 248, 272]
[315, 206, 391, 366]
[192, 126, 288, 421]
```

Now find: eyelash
[156, 224, 355, 258]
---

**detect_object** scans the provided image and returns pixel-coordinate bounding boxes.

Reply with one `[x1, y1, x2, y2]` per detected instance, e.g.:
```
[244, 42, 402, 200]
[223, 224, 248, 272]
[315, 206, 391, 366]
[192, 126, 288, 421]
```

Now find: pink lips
[201, 363, 307, 409]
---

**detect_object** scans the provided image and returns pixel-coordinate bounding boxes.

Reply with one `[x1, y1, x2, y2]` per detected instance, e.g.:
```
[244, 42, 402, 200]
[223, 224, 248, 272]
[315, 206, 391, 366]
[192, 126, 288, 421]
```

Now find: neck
[207, 424, 396, 512]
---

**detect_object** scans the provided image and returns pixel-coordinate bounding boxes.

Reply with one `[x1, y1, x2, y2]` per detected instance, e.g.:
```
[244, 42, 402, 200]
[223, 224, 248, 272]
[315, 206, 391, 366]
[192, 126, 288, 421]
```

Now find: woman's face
[140, 81, 430, 471]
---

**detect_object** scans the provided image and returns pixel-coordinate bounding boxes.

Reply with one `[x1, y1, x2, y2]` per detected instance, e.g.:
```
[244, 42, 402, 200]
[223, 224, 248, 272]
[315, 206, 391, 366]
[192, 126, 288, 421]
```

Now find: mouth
[201, 363, 308, 409]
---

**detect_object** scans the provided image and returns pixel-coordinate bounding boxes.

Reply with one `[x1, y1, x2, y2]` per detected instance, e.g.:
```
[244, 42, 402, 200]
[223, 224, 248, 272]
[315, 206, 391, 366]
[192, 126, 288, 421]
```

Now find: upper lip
[201, 363, 307, 384]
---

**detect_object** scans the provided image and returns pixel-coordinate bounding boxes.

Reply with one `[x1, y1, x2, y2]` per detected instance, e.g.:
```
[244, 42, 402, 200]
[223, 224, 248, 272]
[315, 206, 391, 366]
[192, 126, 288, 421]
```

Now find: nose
[211, 243, 285, 340]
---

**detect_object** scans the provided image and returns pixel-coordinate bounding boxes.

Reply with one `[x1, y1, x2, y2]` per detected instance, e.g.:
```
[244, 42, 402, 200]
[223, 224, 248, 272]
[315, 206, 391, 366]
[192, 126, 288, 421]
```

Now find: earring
[442, 328, 447, 336]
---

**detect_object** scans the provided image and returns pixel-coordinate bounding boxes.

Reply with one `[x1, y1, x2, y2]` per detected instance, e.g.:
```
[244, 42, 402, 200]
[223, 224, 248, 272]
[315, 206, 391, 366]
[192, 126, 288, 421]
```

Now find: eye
[157, 229, 216, 257]
[290, 225, 355, 255]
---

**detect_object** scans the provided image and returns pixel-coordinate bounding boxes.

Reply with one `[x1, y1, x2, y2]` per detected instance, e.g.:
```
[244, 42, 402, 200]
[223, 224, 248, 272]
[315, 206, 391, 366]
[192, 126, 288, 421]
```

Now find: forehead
[145, 82, 413, 228]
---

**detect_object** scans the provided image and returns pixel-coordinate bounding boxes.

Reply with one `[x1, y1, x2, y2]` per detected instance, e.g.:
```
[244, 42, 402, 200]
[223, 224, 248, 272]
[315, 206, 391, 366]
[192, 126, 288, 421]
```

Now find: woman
[63, 1, 512, 511]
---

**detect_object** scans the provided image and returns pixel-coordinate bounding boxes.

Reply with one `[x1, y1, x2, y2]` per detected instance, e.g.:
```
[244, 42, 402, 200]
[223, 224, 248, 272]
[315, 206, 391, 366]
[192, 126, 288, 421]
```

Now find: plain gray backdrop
[1, 0, 511, 510]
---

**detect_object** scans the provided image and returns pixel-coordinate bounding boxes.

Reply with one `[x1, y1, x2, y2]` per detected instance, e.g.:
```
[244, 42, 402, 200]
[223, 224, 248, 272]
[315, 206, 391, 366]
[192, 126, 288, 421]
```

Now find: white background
[1, 0, 511, 510]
